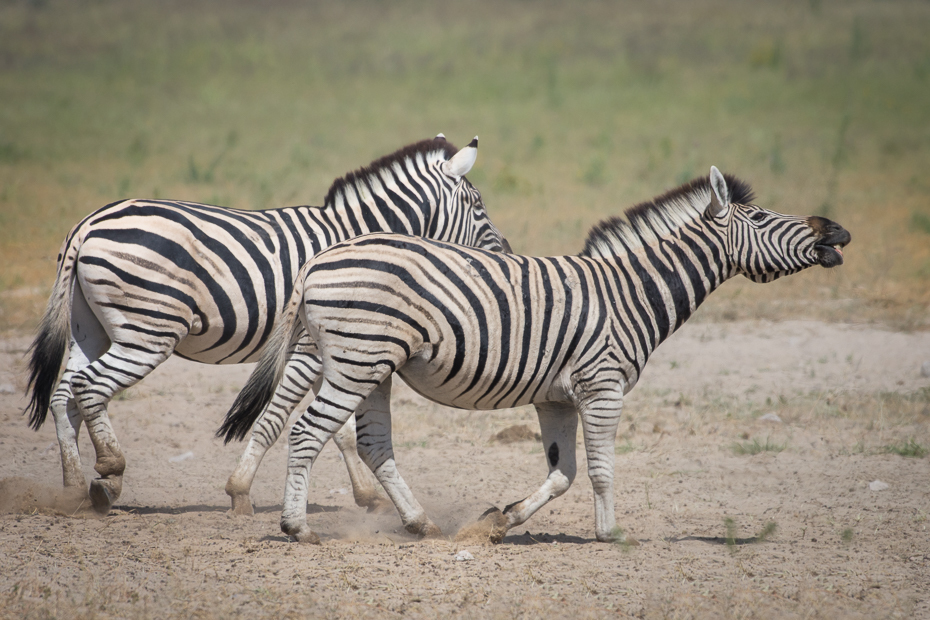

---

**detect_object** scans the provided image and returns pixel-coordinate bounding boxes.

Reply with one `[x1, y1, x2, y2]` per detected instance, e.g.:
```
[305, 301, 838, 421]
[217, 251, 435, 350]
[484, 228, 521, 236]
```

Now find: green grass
[880, 438, 928, 458]
[731, 437, 787, 456]
[1, 0, 930, 330]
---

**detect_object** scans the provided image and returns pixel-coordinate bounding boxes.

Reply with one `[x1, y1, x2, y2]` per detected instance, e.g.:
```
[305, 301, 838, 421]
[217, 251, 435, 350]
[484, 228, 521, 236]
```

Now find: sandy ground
[1, 320, 929, 619]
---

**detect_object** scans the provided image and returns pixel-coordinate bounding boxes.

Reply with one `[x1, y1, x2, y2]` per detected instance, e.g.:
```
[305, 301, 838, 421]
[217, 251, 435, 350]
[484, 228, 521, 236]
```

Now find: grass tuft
[724, 517, 737, 550]
[880, 438, 927, 458]
[755, 521, 778, 543]
[731, 437, 786, 455]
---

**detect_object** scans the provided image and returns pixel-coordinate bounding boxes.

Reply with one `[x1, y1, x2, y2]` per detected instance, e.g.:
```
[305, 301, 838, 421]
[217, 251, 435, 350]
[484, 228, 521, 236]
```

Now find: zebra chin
[815, 244, 845, 268]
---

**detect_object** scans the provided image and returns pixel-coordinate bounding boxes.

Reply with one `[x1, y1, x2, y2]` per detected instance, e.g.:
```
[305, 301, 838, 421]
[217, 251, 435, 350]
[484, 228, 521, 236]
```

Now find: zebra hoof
[281, 521, 321, 544]
[455, 507, 508, 544]
[405, 519, 443, 539]
[89, 477, 121, 515]
[229, 494, 255, 517]
[599, 527, 640, 546]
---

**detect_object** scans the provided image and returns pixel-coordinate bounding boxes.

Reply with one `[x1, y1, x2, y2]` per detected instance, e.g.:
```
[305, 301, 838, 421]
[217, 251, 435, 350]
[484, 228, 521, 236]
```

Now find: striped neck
[579, 175, 754, 348]
[313, 138, 458, 240]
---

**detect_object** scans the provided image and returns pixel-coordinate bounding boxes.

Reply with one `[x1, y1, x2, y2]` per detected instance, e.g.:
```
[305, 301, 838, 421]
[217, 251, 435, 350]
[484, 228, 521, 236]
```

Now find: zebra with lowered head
[25, 135, 508, 515]
[220, 166, 850, 543]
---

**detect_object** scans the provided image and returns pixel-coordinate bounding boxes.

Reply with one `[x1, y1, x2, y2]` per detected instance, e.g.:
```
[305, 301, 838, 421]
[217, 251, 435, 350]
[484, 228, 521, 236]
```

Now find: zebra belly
[396, 354, 564, 412]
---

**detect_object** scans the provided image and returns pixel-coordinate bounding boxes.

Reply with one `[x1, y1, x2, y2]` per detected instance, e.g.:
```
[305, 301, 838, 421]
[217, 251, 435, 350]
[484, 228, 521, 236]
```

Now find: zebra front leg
[226, 346, 322, 516]
[281, 378, 371, 543]
[353, 377, 442, 538]
[460, 402, 578, 543]
[578, 393, 628, 543]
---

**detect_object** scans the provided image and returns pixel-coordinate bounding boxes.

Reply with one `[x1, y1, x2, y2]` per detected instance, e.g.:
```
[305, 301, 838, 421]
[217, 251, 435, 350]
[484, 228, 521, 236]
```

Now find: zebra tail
[217, 266, 309, 444]
[25, 237, 76, 431]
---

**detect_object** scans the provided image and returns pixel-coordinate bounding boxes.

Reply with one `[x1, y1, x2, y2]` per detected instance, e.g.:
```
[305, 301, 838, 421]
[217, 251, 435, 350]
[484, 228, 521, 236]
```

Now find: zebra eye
[750, 212, 768, 223]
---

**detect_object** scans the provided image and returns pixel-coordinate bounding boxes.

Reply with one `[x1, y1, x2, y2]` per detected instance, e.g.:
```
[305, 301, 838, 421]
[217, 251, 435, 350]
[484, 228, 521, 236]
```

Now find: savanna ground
[1, 0, 929, 617]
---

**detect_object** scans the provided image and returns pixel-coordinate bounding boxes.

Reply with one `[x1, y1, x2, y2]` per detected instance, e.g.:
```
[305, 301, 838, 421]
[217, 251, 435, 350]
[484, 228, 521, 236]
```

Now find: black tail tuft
[24, 310, 69, 430]
[217, 369, 281, 444]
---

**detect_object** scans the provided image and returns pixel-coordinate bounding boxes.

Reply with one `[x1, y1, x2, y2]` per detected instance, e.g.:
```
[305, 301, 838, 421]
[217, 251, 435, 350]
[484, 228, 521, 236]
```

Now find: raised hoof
[455, 507, 509, 544]
[405, 520, 443, 539]
[281, 521, 321, 544]
[89, 477, 122, 515]
[229, 494, 255, 517]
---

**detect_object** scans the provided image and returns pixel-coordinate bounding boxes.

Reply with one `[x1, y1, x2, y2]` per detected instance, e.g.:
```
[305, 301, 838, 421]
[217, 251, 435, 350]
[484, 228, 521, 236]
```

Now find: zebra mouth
[813, 224, 851, 268]
[814, 243, 847, 268]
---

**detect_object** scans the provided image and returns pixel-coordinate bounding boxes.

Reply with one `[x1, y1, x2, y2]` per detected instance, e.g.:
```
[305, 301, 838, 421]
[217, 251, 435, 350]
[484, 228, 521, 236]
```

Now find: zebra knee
[49, 388, 72, 419]
[69, 372, 108, 416]
[548, 468, 575, 498]
[356, 442, 390, 472]
[587, 468, 613, 496]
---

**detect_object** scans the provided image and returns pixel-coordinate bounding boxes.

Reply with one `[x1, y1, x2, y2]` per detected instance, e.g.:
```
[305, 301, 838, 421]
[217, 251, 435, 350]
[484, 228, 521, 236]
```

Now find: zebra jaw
[814, 234, 850, 268]
[816, 244, 845, 268]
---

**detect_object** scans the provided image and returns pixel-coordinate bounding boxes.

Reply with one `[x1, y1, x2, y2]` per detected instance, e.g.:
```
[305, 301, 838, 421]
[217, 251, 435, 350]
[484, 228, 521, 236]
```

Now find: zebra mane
[322, 137, 460, 208]
[579, 173, 755, 258]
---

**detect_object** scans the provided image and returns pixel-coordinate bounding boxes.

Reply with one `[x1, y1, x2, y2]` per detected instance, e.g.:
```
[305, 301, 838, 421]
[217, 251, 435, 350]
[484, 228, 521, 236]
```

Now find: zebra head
[435, 137, 511, 253]
[703, 166, 851, 283]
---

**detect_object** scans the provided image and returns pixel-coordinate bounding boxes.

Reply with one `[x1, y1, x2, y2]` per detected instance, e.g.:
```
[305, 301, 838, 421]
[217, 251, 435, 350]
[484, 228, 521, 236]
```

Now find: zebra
[24, 135, 509, 516]
[219, 166, 850, 544]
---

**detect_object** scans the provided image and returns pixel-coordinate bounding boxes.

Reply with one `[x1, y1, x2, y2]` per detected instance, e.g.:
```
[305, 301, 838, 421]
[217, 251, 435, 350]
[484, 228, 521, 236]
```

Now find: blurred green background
[2, 0, 929, 332]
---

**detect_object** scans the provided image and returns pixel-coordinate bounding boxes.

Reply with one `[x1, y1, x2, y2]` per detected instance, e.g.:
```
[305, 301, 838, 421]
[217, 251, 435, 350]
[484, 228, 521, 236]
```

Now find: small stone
[329, 488, 349, 495]
[921, 361, 930, 378]
[454, 550, 474, 561]
[168, 451, 194, 463]
[0, 383, 15, 395]
[759, 413, 783, 423]
[869, 480, 889, 492]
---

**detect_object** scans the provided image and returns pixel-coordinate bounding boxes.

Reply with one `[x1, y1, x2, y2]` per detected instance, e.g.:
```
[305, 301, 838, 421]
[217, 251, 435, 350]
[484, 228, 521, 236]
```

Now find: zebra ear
[706, 165, 730, 217]
[442, 137, 478, 178]
[434, 133, 446, 140]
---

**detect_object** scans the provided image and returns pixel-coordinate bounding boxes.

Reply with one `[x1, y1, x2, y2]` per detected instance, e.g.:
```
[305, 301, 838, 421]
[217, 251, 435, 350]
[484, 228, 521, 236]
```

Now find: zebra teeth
[833, 245, 844, 256]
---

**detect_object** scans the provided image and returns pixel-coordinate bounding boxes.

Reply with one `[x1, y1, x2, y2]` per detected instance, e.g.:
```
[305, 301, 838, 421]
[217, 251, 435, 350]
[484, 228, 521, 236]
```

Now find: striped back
[55, 137, 506, 365]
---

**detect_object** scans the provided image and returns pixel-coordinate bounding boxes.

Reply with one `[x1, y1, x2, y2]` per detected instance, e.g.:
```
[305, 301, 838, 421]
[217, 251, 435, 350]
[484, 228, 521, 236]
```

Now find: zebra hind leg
[226, 340, 389, 517]
[226, 346, 322, 516]
[51, 287, 111, 492]
[49, 371, 87, 490]
[353, 377, 441, 537]
[70, 342, 171, 514]
[332, 415, 391, 513]
[280, 377, 404, 543]
[457, 402, 579, 544]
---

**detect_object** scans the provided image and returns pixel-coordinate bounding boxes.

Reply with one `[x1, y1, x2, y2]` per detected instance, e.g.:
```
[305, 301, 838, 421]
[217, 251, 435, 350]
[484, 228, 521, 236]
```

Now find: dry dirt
[1, 320, 929, 619]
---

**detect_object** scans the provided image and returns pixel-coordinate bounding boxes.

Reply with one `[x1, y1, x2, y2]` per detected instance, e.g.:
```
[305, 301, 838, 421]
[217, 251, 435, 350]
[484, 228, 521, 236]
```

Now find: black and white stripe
[222, 166, 850, 543]
[24, 135, 507, 515]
